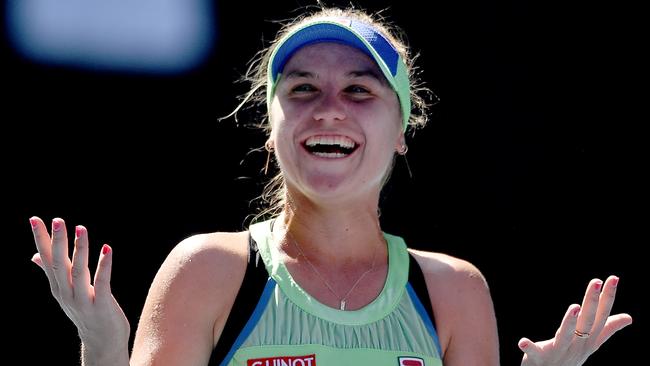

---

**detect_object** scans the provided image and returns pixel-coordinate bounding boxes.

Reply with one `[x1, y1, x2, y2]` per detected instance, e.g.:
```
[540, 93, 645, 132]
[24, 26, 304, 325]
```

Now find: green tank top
[220, 220, 443, 366]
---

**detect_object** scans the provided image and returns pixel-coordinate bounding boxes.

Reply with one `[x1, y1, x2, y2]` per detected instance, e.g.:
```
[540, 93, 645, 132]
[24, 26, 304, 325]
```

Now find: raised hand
[518, 276, 632, 366]
[30, 216, 130, 364]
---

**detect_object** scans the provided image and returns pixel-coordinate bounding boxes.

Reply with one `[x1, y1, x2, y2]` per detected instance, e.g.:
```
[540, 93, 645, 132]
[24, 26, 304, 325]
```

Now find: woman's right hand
[30, 216, 130, 359]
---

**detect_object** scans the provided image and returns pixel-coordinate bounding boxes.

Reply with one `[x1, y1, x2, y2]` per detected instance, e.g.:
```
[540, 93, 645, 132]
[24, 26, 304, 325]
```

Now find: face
[269, 42, 404, 204]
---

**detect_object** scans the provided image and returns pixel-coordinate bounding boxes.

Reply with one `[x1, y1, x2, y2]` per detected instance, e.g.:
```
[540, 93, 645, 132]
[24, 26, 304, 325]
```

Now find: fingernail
[75, 225, 83, 238]
[572, 307, 580, 317]
[611, 276, 619, 287]
[29, 217, 38, 229]
[52, 219, 63, 232]
[102, 244, 110, 255]
[594, 281, 603, 291]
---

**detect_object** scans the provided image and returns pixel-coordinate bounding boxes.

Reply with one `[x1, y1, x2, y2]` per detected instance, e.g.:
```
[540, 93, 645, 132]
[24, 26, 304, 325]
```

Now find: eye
[291, 84, 317, 93]
[344, 85, 370, 94]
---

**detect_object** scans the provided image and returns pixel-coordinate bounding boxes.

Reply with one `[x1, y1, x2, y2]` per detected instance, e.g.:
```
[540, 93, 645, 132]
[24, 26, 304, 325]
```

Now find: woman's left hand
[518, 275, 632, 366]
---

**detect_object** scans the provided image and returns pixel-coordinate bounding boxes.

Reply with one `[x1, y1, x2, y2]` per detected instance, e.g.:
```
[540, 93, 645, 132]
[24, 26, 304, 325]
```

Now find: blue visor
[267, 19, 411, 130]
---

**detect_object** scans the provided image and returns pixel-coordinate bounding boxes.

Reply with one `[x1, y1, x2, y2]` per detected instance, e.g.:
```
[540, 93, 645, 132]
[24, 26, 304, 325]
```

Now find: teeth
[305, 135, 356, 149]
[313, 152, 348, 158]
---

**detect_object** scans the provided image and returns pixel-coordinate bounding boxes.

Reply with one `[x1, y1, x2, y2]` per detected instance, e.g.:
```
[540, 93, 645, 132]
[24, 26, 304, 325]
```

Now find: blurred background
[4, 0, 642, 364]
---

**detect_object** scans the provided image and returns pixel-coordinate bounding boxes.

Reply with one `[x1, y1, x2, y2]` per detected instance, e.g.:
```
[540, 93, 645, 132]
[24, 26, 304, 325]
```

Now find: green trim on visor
[267, 19, 411, 130]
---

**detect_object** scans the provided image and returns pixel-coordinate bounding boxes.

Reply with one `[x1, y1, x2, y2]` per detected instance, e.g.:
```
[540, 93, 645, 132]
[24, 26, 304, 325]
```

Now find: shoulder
[408, 249, 489, 290]
[407, 249, 492, 318]
[131, 230, 250, 365]
[152, 230, 250, 314]
[408, 249, 499, 364]
[152, 231, 250, 299]
[170, 231, 250, 274]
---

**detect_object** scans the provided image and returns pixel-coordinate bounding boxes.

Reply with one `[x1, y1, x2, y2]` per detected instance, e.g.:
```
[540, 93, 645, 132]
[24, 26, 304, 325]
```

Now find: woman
[29, 7, 632, 366]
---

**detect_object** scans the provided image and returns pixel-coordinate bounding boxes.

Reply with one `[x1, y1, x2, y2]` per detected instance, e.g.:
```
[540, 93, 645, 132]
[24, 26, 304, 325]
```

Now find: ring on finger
[574, 329, 590, 338]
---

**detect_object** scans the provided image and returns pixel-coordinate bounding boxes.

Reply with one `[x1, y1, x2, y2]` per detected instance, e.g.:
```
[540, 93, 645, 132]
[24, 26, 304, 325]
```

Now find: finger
[30, 217, 60, 294]
[50, 218, 73, 299]
[70, 225, 92, 303]
[93, 244, 113, 302]
[575, 278, 603, 338]
[589, 275, 619, 337]
[31, 253, 44, 269]
[30, 217, 53, 268]
[518, 337, 543, 364]
[554, 304, 581, 349]
[30, 216, 50, 255]
[594, 313, 633, 350]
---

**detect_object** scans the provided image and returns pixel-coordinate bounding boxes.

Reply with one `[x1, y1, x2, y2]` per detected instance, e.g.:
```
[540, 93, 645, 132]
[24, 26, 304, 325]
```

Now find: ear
[395, 132, 406, 152]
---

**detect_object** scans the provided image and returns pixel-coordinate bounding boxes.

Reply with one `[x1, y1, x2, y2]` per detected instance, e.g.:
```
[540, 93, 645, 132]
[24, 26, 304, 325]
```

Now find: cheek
[269, 99, 284, 129]
[269, 101, 290, 142]
[355, 96, 401, 127]
[270, 98, 310, 131]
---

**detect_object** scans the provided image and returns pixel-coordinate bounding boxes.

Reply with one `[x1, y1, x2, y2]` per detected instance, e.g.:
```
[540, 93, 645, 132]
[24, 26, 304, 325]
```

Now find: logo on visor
[247, 354, 316, 366]
[398, 356, 425, 366]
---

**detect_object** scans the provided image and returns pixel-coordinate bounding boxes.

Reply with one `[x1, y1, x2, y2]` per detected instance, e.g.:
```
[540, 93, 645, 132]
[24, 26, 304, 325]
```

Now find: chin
[302, 174, 377, 203]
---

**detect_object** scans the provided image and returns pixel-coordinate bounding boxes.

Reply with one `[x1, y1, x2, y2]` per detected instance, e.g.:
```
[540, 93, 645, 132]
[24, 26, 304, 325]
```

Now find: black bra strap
[408, 252, 437, 330]
[208, 233, 269, 366]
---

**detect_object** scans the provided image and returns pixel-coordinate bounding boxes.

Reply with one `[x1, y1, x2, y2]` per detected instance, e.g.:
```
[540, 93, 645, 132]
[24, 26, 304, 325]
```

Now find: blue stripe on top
[406, 282, 443, 357]
[219, 278, 276, 366]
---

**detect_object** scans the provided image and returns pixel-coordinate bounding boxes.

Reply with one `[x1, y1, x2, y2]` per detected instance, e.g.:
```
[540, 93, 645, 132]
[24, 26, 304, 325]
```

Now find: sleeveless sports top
[212, 220, 443, 366]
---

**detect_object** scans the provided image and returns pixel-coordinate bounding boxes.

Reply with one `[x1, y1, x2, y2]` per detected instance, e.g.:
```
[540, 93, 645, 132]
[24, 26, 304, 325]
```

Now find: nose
[312, 91, 347, 122]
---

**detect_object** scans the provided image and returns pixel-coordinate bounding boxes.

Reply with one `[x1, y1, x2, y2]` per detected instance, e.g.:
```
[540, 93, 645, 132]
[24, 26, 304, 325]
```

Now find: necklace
[284, 230, 378, 311]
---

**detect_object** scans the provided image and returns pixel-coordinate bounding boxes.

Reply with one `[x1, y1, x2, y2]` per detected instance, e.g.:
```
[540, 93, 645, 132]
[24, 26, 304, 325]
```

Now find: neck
[274, 200, 385, 266]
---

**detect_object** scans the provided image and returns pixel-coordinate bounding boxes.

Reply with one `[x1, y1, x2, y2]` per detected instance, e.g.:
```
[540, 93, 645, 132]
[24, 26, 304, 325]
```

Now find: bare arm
[130, 231, 248, 365]
[411, 250, 500, 366]
[30, 216, 248, 366]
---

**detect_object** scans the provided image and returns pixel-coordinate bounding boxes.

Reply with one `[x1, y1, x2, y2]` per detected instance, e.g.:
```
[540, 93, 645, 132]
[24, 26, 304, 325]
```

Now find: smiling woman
[270, 42, 403, 200]
[28, 5, 631, 366]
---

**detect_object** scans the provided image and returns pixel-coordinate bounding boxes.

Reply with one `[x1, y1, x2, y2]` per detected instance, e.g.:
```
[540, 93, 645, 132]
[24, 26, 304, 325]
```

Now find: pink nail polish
[75, 226, 83, 238]
[29, 217, 38, 229]
[611, 276, 619, 287]
[594, 281, 603, 291]
[572, 307, 580, 317]
[52, 219, 62, 232]
[102, 244, 110, 255]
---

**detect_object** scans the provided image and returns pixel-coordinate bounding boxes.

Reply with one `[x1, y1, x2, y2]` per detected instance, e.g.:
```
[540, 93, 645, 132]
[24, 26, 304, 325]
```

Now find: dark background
[4, 0, 642, 364]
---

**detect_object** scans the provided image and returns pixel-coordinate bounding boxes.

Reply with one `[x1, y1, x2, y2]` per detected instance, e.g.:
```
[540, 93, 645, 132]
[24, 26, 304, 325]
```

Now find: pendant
[340, 300, 346, 311]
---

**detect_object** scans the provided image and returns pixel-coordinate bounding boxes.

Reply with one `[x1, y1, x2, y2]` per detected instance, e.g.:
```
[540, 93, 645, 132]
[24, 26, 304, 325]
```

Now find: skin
[268, 42, 499, 364]
[30, 42, 631, 366]
[519, 276, 633, 365]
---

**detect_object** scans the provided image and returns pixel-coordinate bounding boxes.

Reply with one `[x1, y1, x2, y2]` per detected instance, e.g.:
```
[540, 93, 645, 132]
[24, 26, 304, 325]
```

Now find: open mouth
[302, 135, 359, 158]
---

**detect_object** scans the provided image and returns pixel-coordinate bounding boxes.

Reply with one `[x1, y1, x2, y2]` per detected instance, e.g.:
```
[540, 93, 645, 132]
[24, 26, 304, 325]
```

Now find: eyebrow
[284, 68, 386, 84]
[347, 69, 383, 81]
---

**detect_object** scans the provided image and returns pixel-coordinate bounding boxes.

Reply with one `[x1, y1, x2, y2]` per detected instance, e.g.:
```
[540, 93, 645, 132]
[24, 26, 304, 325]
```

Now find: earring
[265, 140, 275, 152]
[264, 140, 274, 175]
[397, 143, 412, 179]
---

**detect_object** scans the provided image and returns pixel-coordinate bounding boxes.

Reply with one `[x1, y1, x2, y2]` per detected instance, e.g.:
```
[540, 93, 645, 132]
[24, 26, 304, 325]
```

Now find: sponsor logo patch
[398, 356, 425, 366]
[247, 354, 316, 366]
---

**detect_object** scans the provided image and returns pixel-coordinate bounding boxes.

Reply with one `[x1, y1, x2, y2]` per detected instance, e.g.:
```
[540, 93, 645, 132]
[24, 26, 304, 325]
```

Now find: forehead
[282, 42, 381, 75]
